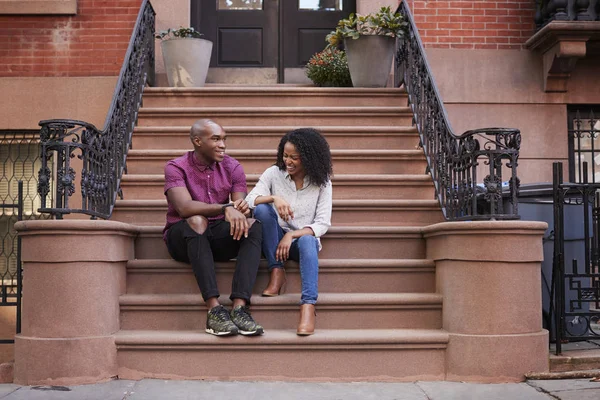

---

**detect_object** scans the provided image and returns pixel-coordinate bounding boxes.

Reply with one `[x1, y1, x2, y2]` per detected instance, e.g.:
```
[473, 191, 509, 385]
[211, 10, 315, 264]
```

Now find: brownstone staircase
[111, 86, 449, 381]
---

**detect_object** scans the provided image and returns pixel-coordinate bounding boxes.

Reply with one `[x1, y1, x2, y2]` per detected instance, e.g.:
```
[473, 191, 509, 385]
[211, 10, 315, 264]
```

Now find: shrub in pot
[155, 27, 213, 87]
[326, 7, 407, 87]
[305, 48, 352, 87]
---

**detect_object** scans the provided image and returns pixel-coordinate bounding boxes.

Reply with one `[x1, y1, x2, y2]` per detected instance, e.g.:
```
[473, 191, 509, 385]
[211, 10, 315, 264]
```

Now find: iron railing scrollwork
[395, 1, 521, 220]
[552, 161, 600, 355]
[535, 0, 600, 29]
[37, 0, 155, 219]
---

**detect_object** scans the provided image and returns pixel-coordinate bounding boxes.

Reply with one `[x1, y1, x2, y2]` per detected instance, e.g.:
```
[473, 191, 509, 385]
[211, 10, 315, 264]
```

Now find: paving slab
[548, 389, 600, 400]
[528, 378, 600, 392]
[416, 381, 551, 400]
[0, 385, 20, 398]
[0, 380, 136, 400]
[127, 380, 428, 400]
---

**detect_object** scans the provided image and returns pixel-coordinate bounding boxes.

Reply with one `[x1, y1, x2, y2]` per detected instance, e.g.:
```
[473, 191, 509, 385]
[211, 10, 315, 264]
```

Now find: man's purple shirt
[163, 151, 247, 241]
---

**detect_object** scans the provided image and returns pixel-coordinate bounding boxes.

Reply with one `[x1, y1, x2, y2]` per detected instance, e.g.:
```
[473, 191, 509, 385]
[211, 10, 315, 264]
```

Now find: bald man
[163, 119, 264, 336]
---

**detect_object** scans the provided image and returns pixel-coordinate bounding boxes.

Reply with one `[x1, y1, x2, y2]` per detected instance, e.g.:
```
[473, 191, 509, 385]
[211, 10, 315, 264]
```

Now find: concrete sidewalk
[1, 379, 600, 400]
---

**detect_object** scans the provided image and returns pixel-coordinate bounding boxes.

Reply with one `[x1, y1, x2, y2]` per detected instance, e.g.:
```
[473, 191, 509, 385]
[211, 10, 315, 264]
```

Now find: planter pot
[161, 38, 213, 87]
[344, 35, 395, 88]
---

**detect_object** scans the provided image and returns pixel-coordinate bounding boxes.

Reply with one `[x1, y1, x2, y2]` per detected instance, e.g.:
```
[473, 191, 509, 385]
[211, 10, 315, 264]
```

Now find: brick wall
[406, 0, 536, 49]
[0, 0, 142, 77]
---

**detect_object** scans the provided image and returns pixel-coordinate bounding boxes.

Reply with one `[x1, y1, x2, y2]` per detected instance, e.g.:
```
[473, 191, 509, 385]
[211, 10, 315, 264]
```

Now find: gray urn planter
[344, 35, 396, 87]
[161, 37, 213, 87]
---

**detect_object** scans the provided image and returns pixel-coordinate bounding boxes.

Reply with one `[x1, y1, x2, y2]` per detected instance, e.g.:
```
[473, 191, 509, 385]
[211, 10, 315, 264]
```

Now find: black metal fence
[37, 0, 155, 219]
[395, 1, 521, 220]
[0, 129, 50, 343]
[535, 0, 600, 29]
[552, 161, 600, 355]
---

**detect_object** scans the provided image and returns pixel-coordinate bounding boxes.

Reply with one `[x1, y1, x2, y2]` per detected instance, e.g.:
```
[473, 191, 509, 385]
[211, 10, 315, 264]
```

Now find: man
[163, 119, 264, 336]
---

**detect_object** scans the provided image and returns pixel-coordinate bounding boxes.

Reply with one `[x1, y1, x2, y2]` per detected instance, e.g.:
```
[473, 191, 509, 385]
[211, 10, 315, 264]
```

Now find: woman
[245, 128, 333, 336]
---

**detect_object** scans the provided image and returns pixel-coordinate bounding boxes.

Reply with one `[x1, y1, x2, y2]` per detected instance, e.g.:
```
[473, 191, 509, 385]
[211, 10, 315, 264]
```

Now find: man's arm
[166, 187, 225, 218]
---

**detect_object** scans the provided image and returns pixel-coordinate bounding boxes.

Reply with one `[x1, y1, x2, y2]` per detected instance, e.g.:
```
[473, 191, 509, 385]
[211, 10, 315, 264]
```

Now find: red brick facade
[407, 0, 536, 49]
[0, 0, 142, 77]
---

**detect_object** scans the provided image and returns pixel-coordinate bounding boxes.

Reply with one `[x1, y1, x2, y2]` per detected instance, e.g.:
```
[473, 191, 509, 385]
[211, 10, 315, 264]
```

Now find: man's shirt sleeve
[164, 161, 187, 195]
[230, 161, 248, 194]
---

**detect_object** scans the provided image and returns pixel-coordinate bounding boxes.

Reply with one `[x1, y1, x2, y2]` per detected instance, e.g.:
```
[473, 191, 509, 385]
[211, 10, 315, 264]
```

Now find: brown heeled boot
[262, 268, 286, 297]
[296, 304, 316, 336]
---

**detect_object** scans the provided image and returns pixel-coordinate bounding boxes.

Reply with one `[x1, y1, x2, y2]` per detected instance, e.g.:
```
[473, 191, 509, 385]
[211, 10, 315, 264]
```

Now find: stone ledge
[0, 0, 77, 15]
[526, 21, 600, 92]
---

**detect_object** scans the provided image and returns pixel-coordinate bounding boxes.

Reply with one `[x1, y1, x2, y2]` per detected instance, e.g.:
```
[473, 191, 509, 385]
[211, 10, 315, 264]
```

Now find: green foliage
[305, 49, 352, 87]
[326, 6, 407, 49]
[155, 27, 204, 41]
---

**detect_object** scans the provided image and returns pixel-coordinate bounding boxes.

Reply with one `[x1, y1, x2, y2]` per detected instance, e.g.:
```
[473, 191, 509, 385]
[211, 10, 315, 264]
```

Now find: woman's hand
[276, 232, 294, 262]
[273, 196, 294, 221]
[233, 198, 250, 217]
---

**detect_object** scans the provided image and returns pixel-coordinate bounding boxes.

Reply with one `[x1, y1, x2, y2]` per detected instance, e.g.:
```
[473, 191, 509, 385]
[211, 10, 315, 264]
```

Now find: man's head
[190, 119, 227, 164]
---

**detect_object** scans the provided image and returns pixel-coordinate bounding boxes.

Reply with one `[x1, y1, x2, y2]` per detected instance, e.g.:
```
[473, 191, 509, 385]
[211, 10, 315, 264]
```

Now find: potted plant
[305, 48, 353, 87]
[155, 27, 212, 87]
[326, 6, 407, 87]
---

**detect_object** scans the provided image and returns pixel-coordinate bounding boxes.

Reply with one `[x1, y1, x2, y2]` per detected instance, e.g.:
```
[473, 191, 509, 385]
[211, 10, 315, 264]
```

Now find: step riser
[125, 157, 427, 175]
[132, 133, 420, 150]
[134, 233, 425, 260]
[112, 208, 440, 227]
[137, 115, 413, 127]
[142, 95, 407, 108]
[120, 308, 442, 330]
[126, 269, 436, 295]
[117, 348, 446, 381]
[120, 182, 436, 201]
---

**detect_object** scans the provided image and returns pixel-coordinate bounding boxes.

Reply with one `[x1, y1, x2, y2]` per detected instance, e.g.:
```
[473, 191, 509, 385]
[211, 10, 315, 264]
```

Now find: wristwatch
[221, 203, 234, 213]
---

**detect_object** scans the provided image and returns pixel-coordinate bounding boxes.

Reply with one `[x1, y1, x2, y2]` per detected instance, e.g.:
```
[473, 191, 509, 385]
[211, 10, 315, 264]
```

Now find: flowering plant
[305, 48, 352, 87]
[325, 6, 407, 49]
[155, 27, 204, 41]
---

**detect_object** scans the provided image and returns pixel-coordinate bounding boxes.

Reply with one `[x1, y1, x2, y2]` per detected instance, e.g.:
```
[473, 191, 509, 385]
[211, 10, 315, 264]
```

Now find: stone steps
[141, 86, 408, 107]
[125, 149, 427, 175]
[136, 106, 414, 126]
[120, 173, 436, 200]
[125, 258, 436, 295]
[112, 199, 444, 227]
[131, 125, 420, 150]
[133, 225, 426, 260]
[115, 329, 449, 381]
[119, 292, 443, 330]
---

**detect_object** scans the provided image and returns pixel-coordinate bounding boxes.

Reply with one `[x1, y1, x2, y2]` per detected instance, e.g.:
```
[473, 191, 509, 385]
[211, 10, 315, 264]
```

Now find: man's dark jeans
[166, 219, 262, 303]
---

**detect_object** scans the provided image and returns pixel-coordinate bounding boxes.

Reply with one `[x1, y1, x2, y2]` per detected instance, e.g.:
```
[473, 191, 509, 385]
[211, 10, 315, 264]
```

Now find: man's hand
[233, 198, 250, 217]
[224, 206, 249, 240]
[276, 232, 294, 262]
[273, 196, 294, 221]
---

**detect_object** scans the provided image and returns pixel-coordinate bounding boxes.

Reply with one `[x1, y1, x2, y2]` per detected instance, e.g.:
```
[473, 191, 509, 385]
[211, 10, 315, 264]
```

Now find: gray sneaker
[205, 305, 239, 336]
[230, 305, 264, 336]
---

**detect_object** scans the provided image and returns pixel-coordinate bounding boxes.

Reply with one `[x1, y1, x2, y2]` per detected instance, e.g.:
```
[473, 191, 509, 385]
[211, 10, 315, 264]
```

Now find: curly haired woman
[245, 128, 333, 335]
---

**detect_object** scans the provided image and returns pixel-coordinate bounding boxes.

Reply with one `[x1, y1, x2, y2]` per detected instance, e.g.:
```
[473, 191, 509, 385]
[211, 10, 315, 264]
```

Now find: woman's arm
[303, 181, 332, 238]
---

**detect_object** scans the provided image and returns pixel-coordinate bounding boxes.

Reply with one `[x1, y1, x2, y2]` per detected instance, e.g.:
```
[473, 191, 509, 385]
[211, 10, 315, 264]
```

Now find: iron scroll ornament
[37, 0, 155, 219]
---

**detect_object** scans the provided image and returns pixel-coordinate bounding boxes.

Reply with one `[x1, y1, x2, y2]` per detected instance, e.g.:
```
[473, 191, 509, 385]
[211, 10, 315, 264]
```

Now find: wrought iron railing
[535, 0, 600, 29]
[37, 0, 155, 219]
[395, 1, 521, 220]
[0, 129, 51, 342]
[552, 161, 600, 355]
[568, 106, 600, 183]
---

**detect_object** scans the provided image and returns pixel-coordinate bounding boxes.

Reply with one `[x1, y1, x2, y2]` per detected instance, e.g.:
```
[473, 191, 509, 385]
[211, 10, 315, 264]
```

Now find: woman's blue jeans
[253, 203, 319, 305]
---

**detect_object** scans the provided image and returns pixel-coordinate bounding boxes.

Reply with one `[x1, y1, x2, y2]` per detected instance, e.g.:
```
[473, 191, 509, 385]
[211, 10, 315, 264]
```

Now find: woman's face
[283, 141, 305, 178]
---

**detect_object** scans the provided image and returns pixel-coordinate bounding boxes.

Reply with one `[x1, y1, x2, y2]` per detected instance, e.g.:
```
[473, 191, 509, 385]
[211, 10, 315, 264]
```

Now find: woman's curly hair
[276, 128, 333, 187]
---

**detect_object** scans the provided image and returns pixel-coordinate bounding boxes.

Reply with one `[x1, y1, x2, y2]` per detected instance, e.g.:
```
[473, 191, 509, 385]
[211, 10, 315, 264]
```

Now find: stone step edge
[143, 87, 406, 95]
[138, 106, 412, 114]
[121, 174, 433, 184]
[115, 199, 441, 209]
[136, 225, 426, 236]
[120, 292, 443, 308]
[134, 125, 418, 133]
[127, 258, 435, 272]
[126, 149, 423, 158]
[115, 328, 449, 347]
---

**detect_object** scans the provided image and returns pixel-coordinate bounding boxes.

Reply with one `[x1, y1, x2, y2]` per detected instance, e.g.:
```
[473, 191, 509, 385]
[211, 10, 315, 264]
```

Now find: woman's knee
[297, 235, 319, 253]
[186, 215, 208, 234]
[253, 203, 274, 220]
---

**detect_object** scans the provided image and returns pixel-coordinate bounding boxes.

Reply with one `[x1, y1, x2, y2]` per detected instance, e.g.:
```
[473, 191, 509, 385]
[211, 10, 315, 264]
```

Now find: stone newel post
[423, 221, 550, 382]
[13, 220, 137, 385]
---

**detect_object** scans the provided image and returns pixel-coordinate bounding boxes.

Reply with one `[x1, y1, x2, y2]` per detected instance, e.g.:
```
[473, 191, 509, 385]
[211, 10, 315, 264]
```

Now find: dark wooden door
[192, 0, 355, 75]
